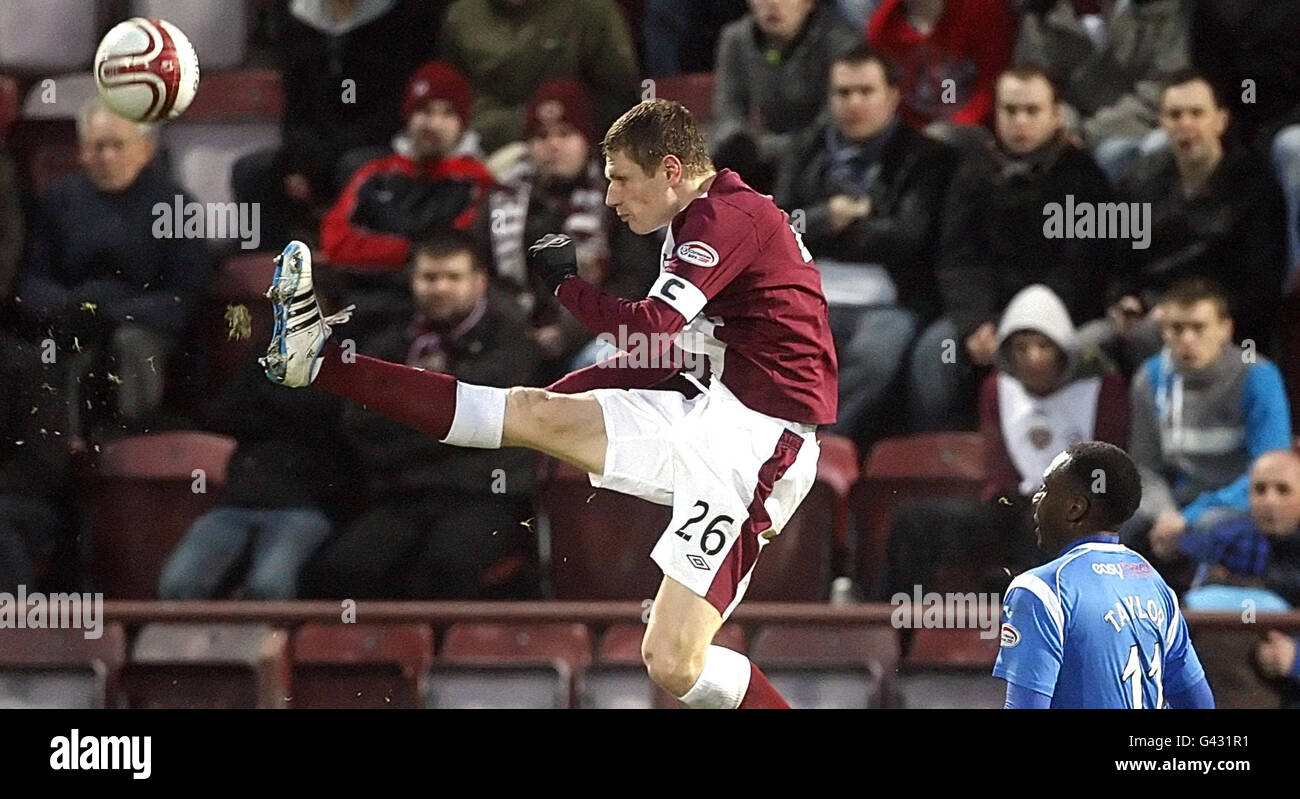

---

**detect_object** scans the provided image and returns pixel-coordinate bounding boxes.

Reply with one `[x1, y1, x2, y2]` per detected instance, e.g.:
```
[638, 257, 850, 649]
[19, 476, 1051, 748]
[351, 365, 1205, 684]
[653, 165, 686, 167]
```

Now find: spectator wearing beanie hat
[481, 78, 661, 384]
[321, 61, 495, 273]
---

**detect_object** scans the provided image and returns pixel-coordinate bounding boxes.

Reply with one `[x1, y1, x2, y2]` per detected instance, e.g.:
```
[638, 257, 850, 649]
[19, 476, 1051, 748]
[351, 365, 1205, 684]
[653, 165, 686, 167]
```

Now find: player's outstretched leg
[261, 241, 608, 474]
[643, 576, 790, 709]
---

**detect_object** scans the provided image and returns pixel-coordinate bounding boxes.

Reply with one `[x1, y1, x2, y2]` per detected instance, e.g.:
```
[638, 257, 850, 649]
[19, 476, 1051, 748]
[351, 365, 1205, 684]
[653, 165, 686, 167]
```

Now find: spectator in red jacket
[867, 0, 1017, 149]
[879, 284, 1127, 601]
[320, 61, 494, 273]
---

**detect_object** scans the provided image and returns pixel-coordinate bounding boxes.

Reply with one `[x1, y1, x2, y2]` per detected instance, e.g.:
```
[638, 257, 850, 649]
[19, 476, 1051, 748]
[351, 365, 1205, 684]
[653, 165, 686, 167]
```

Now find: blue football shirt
[993, 535, 1206, 709]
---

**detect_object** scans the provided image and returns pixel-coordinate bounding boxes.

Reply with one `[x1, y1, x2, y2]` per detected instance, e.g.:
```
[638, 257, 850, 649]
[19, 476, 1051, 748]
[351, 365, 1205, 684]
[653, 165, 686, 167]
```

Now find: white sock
[678, 646, 752, 709]
[440, 383, 506, 449]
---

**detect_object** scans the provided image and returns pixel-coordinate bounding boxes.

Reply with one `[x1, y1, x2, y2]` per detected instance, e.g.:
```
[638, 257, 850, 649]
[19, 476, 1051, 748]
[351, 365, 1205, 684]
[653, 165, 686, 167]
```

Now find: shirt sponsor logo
[1000, 622, 1020, 648]
[676, 241, 719, 267]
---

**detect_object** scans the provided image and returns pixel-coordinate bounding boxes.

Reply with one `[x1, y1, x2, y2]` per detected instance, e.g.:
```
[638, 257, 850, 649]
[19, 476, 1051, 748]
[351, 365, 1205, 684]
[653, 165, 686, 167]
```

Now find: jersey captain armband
[649, 272, 708, 322]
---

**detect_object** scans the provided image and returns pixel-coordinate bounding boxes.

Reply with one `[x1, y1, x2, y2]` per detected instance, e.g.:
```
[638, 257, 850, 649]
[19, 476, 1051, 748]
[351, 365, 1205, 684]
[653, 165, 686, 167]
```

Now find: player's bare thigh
[501, 387, 608, 475]
[641, 574, 724, 697]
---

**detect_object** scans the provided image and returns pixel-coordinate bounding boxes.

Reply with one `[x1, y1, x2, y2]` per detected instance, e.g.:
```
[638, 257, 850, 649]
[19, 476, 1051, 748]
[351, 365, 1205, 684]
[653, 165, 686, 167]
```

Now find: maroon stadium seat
[439, 622, 591, 709]
[0, 624, 127, 708]
[749, 623, 899, 709]
[852, 433, 986, 597]
[906, 626, 1001, 668]
[593, 621, 746, 707]
[290, 623, 434, 709]
[654, 72, 716, 123]
[815, 433, 860, 547]
[6, 118, 80, 196]
[182, 68, 283, 122]
[0, 74, 18, 141]
[897, 628, 1006, 709]
[541, 459, 668, 600]
[83, 431, 237, 599]
[597, 621, 746, 663]
[120, 623, 292, 708]
[441, 622, 592, 671]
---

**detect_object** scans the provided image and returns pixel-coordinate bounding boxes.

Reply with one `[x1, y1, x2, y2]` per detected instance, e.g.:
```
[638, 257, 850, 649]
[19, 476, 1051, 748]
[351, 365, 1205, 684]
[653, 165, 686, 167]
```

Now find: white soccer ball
[94, 17, 200, 123]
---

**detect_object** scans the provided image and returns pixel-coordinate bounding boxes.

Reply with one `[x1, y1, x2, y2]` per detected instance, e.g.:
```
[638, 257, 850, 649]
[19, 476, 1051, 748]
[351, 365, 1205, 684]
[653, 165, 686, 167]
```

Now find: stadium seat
[815, 432, 860, 548]
[589, 622, 747, 708]
[745, 477, 835, 601]
[540, 459, 668, 600]
[441, 622, 592, 671]
[441, 621, 592, 708]
[132, 0, 249, 73]
[20, 72, 97, 119]
[290, 623, 434, 709]
[852, 433, 986, 597]
[1189, 623, 1289, 710]
[750, 623, 900, 708]
[83, 431, 237, 598]
[119, 623, 292, 708]
[597, 621, 746, 663]
[425, 662, 571, 709]
[182, 69, 283, 123]
[894, 627, 1005, 709]
[763, 664, 884, 709]
[0, 624, 127, 709]
[653, 72, 716, 123]
[161, 120, 280, 207]
[1275, 282, 1300, 424]
[0, 2, 98, 74]
[0, 74, 18, 141]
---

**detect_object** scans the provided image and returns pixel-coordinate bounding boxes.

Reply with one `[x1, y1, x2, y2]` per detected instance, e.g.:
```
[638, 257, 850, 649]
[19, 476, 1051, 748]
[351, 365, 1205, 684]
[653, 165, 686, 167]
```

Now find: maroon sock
[313, 340, 458, 439]
[738, 662, 791, 709]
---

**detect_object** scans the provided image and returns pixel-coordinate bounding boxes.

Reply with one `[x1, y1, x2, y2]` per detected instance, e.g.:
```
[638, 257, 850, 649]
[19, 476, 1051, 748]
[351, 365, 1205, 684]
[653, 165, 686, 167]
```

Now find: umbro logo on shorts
[687, 554, 711, 571]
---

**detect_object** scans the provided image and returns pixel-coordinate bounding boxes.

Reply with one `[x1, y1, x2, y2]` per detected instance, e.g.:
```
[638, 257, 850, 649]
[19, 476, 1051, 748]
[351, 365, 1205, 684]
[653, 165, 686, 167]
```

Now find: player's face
[1006, 331, 1066, 396]
[829, 61, 900, 142]
[995, 75, 1062, 155]
[1161, 80, 1228, 167]
[1159, 299, 1233, 372]
[604, 150, 674, 234]
[407, 99, 464, 161]
[1032, 451, 1075, 545]
[749, 0, 815, 40]
[409, 250, 486, 323]
[530, 123, 590, 181]
[80, 110, 153, 193]
[1250, 453, 1300, 536]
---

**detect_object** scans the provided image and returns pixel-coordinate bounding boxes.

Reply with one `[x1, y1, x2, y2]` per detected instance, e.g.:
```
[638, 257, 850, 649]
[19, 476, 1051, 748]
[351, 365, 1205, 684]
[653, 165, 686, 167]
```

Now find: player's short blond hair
[602, 99, 714, 178]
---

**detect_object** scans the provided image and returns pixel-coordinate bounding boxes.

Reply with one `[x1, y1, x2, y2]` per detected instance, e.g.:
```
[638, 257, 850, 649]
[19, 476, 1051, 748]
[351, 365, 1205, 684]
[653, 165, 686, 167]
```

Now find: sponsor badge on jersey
[1000, 623, 1020, 648]
[676, 241, 719, 267]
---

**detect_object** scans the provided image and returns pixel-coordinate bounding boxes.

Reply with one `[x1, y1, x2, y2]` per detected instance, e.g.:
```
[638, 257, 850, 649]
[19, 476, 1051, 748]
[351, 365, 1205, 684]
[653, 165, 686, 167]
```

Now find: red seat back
[442, 622, 592, 671]
[852, 433, 986, 596]
[85, 432, 237, 598]
[653, 72, 716, 122]
[291, 623, 434, 708]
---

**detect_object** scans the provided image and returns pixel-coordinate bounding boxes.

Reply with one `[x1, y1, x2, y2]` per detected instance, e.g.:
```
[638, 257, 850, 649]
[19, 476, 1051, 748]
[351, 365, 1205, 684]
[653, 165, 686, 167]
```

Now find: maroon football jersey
[647, 169, 838, 425]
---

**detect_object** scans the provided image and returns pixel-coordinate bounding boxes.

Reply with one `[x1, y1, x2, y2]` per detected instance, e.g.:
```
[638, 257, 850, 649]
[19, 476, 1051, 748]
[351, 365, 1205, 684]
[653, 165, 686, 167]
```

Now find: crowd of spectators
[0, 0, 1297, 675]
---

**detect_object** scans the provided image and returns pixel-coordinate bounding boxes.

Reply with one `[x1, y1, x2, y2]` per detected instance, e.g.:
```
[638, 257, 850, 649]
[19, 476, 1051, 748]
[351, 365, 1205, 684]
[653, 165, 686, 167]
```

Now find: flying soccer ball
[94, 17, 200, 123]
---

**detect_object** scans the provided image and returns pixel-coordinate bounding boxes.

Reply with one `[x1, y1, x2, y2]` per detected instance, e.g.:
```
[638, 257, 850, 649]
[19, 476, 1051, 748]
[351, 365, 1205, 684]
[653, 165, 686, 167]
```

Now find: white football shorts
[587, 380, 820, 620]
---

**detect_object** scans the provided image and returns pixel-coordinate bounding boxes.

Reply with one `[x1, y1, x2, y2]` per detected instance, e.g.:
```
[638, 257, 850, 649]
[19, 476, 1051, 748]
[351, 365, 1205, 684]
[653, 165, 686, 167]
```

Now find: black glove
[527, 233, 578, 295]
